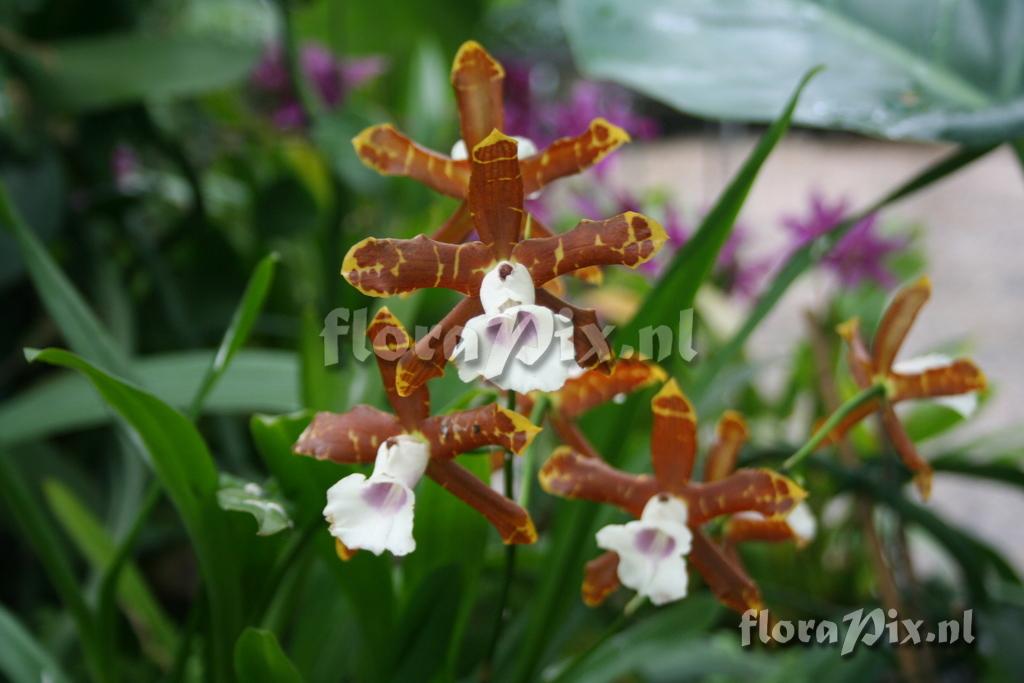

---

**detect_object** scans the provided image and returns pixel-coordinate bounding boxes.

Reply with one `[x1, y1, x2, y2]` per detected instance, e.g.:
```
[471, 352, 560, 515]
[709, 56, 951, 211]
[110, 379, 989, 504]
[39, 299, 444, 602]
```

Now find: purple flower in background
[783, 192, 907, 288]
[111, 143, 142, 193]
[251, 42, 386, 130]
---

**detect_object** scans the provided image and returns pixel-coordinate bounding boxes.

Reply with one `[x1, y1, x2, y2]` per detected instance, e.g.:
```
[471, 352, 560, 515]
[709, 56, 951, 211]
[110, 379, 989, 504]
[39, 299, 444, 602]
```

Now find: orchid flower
[825, 277, 987, 499]
[539, 378, 806, 612]
[344, 128, 665, 395]
[293, 308, 540, 558]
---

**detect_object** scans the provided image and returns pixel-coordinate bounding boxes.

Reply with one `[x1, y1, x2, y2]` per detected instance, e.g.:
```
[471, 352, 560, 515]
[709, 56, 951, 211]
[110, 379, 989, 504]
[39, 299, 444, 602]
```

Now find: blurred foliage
[1, 0, 1023, 682]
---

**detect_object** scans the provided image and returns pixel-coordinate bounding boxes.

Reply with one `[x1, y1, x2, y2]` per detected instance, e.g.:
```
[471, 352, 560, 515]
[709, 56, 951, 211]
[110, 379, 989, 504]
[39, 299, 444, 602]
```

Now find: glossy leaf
[0, 350, 300, 446]
[563, 0, 1024, 144]
[217, 474, 294, 536]
[42, 480, 178, 668]
[233, 628, 303, 683]
[0, 604, 72, 683]
[189, 253, 279, 416]
[26, 347, 242, 681]
[616, 67, 819, 349]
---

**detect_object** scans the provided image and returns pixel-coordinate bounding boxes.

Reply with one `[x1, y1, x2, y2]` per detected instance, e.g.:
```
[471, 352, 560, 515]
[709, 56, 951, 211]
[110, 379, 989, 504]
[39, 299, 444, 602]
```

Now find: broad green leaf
[563, 0, 1024, 144]
[616, 67, 819, 351]
[0, 604, 72, 683]
[389, 565, 464, 683]
[42, 480, 178, 669]
[0, 349, 300, 446]
[26, 347, 243, 681]
[189, 253, 279, 416]
[10, 33, 262, 112]
[694, 144, 995, 396]
[217, 474, 294, 536]
[233, 628, 303, 683]
[0, 456, 107, 682]
[0, 183, 130, 377]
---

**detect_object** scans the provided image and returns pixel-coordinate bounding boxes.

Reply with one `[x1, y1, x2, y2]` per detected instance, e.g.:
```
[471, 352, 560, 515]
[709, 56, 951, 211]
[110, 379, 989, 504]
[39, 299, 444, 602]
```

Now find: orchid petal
[294, 406, 403, 464]
[685, 469, 806, 524]
[703, 411, 748, 482]
[468, 131, 525, 256]
[582, 551, 621, 606]
[420, 403, 541, 460]
[450, 41, 504, 150]
[689, 530, 763, 614]
[426, 458, 536, 544]
[520, 118, 630, 194]
[396, 297, 483, 397]
[880, 405, 933, 500]
[352, 124, 469, 197]
[556, 359, 666, 419]
[872, 276, 931, 372]
[535, 288, 612, 371]
[538, 446, 659, 517]
[367, 307, 429, 428]
[650, 379, 697, 489]
[341, 234, 492, 297]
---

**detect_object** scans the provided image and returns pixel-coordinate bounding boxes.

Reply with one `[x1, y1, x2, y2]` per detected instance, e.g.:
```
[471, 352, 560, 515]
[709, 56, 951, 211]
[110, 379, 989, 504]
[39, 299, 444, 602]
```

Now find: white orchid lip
[453, 262, 581, 393]
[322, 434, 430, 557]
[595, 494, 693, 606]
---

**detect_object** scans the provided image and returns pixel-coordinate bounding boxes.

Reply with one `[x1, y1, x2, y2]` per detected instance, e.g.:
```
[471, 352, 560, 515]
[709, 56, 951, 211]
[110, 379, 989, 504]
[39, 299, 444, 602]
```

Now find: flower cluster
[290, 41, 985, 621]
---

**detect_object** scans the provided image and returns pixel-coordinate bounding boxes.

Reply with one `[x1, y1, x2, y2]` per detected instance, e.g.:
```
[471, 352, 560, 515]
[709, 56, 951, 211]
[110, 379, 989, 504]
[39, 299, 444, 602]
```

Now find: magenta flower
[251, 42, 387, 130]
[782, 192, 908, 288]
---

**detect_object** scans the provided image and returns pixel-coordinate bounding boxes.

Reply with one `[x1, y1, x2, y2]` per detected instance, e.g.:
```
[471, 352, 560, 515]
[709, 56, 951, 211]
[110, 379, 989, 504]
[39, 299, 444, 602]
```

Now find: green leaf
[233, 628, 304, 683]
[217, 474, 294, 536]
[0, 182, 130, 377]
[0, 604, 73, 683]
[616, 67, 820, 351]
[26, 347, 243, 682]
[389, 565, 464, 683]
[0, 349, 300, 447]
[42, 480, 178, 669]
[0, 456, 107, 682]
[694, 144, 995, 396]
[562, 0, 1024, 144]
[9, 33, 262, 112]
[189, 253, 279, 416]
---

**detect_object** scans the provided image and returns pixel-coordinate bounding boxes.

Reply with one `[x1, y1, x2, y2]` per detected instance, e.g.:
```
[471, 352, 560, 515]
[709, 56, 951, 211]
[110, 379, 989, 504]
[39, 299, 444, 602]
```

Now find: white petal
[643, 554, 689, 605]
[372, 434, 429, 488]
[786, 502, 817, 544]
[597, 520, 689, 606]
[450, 139, 468, 161]
[323, 474, 417, 556]
[479, 262, 535, 312]
[933, 392, 979, 418]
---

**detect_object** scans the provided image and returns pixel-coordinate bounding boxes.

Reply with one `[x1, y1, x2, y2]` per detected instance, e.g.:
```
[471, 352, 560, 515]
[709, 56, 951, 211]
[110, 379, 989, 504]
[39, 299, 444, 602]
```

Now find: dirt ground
[615, 132, 1024, 572]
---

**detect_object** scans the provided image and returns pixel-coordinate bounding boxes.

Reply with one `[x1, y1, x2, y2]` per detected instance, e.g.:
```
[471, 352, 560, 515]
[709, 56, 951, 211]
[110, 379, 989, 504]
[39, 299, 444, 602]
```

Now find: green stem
[783, 383, 886, 471]
[549, 595, 646, 683]
[518, 394, 551, 510]
[480, 391, 520, 681]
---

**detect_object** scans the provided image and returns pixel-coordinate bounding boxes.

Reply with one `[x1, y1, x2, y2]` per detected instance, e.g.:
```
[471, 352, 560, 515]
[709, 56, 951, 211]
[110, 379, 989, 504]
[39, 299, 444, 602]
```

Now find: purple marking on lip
[361, 482, 408, 513]
[634, 527, 676, 558]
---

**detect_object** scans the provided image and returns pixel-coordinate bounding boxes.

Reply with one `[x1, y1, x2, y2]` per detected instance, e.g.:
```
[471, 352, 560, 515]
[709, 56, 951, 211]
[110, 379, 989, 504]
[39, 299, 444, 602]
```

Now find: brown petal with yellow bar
[468, 131, 524, 257]
[535, 288, 612, 371]
[889, 358, 987, 402]
[685, 469, 806, 525]
[523, 215, 603, 284]
[556, 359, 666, 420]
[703, 411, 748, 483]
[512, 212, 666, 283]
[650, 379, 698, 489]
[872, 276, 931, 372]
[351, 124, 469, 198]
[725, 516, 798, 545]
[341, 235, 493, 297]
[426, 458, 536, 544]
[582, 551, 622, 606]
[690, 530, 763, 614]
[538, 446, 659, 517]
[880, 405, 933, 500]
[395, 296, 484, 397]
[367, 308, 430, 429]
[420, 403, 541, 460]
[450, 41, 504, 149]
[520, 118, 631, 195]
[836, 317, 873, 387]
[293, 406, 403, 464]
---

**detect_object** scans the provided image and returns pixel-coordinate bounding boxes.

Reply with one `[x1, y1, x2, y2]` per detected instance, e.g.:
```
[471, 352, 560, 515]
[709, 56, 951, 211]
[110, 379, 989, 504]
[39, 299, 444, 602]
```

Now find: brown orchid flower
[826, 276, 986, 500]
[352, 39, 629, 283]
[293, 307, 540, 558]
[538, 378, 806, 611]
[343, 125, 665, 396]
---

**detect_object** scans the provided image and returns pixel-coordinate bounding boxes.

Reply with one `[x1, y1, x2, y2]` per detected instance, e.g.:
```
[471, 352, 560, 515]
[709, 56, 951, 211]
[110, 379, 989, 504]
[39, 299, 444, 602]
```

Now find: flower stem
[549, 594, 646, 683]
[783, 382, 885, 471]
[518, 394, 552, 509]
[480, 391, 520, 681]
